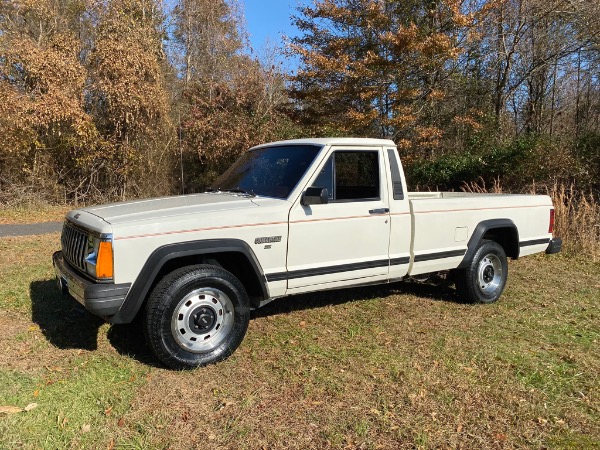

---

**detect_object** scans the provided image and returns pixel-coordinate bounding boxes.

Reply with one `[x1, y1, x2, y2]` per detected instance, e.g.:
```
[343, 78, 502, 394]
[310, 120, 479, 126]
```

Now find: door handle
[369, 208, 389, 215]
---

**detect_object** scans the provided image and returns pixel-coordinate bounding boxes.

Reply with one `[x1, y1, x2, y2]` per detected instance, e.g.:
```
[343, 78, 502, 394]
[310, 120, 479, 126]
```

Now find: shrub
[405, 138, 532, 190]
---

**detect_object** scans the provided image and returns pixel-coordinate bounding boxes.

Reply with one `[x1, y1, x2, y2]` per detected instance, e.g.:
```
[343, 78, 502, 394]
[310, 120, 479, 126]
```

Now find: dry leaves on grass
[0, 406, 23, 414]
[0, 403, 38, 415]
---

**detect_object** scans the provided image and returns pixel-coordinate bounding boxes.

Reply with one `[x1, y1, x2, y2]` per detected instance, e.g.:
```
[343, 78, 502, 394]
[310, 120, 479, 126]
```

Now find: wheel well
[482, 227, 519, 259]
[148, 252, 267, 310]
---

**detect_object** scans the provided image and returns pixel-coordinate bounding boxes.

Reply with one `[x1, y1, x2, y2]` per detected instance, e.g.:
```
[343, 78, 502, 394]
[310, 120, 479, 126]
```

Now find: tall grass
[548, 183, 600, 261]
[463, 178, 600, 261]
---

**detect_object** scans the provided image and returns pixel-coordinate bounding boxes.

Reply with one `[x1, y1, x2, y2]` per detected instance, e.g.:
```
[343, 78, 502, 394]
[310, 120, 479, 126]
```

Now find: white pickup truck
[53, 138, 561, 368]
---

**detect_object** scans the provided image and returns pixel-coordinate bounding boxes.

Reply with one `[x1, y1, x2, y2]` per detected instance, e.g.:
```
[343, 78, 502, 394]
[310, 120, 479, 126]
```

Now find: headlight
[85, 234, 114, 280]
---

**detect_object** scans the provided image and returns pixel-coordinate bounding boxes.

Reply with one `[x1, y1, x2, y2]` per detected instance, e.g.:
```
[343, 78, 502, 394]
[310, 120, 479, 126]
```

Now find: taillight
[549, 209, 555, 234]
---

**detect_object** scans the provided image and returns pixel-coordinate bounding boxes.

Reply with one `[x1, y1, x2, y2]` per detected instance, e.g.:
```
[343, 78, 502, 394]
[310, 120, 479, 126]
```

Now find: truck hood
[83, 192, 259, 225]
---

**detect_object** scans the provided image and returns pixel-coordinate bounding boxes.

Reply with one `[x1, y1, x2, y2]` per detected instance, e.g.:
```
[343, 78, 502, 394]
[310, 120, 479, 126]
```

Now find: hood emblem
[74, 213, 81, 220]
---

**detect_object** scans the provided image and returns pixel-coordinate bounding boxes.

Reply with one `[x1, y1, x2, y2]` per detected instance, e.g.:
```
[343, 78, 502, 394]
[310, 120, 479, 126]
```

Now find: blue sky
[243, 0, 311, 71]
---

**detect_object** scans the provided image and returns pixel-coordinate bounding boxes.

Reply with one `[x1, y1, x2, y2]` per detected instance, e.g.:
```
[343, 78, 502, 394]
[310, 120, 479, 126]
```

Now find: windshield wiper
[225, 187, 256, 197]
[208, 187, 256, 197]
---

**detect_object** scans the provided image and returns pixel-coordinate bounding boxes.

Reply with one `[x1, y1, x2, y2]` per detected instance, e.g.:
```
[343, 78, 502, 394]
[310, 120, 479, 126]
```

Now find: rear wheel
[144, 265, 250, 369]
[455, 240, 508, 303]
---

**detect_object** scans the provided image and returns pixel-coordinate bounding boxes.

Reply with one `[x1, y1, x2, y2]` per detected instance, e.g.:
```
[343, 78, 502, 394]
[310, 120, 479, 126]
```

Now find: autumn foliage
[289, 0, 600, 190]
[289, 0, 475, 154]
[0, 0, 293, 203]
[180, 65, 299, 190]
[0, 0, 173, 202]
[0, 0, 598, 206]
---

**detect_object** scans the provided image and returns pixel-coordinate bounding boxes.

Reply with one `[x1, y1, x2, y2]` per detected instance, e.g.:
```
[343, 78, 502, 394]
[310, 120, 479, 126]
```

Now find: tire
[455, 240, 508, 304]
[144, 265, 250, 369]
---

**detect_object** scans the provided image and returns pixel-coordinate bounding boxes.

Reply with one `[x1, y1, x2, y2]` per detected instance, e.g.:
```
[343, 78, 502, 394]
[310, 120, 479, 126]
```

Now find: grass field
[0, 233, 598, 449]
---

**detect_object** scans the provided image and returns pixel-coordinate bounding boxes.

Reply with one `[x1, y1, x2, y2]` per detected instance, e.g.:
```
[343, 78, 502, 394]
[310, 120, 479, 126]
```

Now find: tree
[0, 0, 95, 202]
[473, 0, 600, 134]
[0, 0, 176, 203]
[179, 58, 300, 191]
[288, 0, 477, 157]
[170, 0, 298, 192]
[87, 0, 174, 199]
[171, 0, 245, 86]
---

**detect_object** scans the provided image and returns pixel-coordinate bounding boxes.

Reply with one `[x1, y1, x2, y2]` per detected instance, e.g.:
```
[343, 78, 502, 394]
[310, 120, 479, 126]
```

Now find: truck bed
[406, 192, 553, 275]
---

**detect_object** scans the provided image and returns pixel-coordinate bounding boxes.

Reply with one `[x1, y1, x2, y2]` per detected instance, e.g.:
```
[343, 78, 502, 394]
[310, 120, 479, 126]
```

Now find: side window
[313, 151, 380, 202]
[313, 155, 335, 200]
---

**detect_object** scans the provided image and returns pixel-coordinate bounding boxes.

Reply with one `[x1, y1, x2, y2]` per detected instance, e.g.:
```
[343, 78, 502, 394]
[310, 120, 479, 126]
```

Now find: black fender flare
[457, 219, 519, 269]
[109, 239, 268, 324]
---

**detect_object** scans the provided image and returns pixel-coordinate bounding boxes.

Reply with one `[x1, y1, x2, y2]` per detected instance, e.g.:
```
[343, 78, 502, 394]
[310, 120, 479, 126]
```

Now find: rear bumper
[546, 238, 562, 254]
[52, 251, 131, 319]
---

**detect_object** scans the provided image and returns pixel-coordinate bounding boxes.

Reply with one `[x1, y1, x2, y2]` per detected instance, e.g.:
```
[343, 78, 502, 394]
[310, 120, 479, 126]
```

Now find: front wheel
[144, 265, 250, 369]
[455, 240, 508, 304]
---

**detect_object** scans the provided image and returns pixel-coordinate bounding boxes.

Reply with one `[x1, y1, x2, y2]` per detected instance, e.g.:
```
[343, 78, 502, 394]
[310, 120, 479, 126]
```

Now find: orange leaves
[396, 139, 412, 151]
[0, 0, 177, 203]
[416, 126, 443, 141]
[452, 115, 484, 131]
[346, 108, 377, 129]
[414, 126, 444, 152]
[289, 0, 476, 142]
[90, 7, 171, 139]
[386, 23, 420, 53]
[0, 6, 92, 156]
[419, 33, 455, 58]
[180, 58, 294, 190]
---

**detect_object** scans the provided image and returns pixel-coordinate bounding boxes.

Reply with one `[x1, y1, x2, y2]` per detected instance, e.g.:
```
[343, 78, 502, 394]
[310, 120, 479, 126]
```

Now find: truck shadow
[30, 275, 462, 367]
[30, 279, 159, 365]
[252, 276, 463, 319]
[106, 322, 161, 368]
[30, 280, 104, 350]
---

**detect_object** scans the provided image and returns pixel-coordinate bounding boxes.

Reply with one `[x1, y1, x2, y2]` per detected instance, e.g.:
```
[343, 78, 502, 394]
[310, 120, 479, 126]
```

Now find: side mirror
[301, 187, 329, 206]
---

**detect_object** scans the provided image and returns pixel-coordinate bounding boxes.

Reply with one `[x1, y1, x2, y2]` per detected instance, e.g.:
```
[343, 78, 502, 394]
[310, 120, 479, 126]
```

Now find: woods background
[1, 0, 599, 254]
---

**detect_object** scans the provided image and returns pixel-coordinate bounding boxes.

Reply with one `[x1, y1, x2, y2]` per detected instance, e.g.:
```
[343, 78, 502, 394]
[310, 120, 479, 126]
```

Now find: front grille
[61, 222, 89, 274]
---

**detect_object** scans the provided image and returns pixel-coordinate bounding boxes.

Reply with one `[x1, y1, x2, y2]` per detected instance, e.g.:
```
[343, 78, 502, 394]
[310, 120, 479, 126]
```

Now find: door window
[313, 151, 380, 201]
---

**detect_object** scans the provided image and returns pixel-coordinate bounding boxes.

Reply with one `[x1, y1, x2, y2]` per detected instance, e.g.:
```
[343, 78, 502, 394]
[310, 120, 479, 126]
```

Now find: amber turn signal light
[96, 241, 114, 279]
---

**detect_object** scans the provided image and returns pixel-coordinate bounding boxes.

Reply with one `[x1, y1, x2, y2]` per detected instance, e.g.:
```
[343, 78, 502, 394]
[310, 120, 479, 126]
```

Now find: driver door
[286, 147, 391, 290]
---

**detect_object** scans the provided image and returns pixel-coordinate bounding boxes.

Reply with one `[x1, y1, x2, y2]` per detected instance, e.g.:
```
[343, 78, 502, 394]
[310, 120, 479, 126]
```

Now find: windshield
[211, 145, 322, 199]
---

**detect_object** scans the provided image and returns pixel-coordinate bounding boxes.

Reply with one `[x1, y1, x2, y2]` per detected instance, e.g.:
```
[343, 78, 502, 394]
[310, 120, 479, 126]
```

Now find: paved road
[0, 222, 62, 237]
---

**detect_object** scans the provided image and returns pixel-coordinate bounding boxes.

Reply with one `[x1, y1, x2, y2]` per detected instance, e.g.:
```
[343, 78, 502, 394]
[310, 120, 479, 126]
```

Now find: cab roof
[250, 137, 396, 150]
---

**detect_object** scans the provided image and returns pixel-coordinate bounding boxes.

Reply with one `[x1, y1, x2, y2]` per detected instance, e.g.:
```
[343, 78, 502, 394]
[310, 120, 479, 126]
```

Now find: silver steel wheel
[171, 288, 234, 353]
[477, 253, 503, 295]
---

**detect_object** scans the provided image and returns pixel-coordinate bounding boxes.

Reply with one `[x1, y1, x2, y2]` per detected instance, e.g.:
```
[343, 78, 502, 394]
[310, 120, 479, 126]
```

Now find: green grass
[1, 358, 146, 449]
[0, 234, 598, 449]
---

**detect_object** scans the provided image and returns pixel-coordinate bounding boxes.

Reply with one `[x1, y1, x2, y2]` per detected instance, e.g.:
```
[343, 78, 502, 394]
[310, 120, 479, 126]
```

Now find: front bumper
[546, 238, 562, 254]
[52, 251, 131, 319]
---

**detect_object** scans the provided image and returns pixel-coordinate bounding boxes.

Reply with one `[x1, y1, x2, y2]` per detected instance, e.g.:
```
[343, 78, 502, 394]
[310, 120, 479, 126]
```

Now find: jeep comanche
[53, 138, 562, 368]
